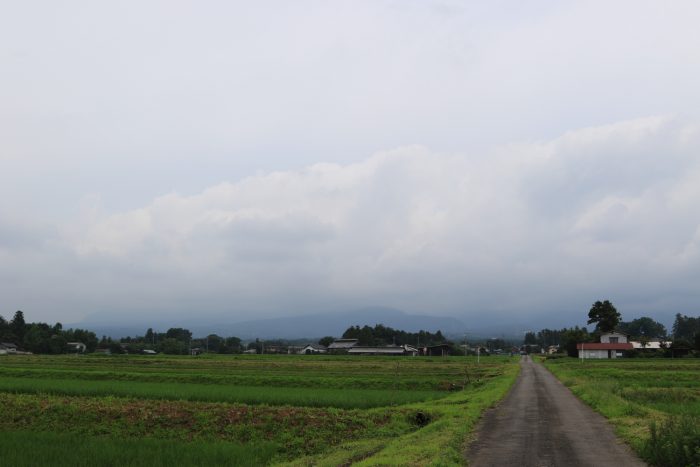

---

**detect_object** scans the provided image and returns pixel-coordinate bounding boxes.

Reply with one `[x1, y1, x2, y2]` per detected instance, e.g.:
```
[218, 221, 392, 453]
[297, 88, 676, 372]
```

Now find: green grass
[543, 357, 700, 466]
[0, 431, 278, 467]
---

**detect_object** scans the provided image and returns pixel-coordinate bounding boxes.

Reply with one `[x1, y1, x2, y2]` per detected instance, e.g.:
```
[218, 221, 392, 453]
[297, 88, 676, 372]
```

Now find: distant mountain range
[71, 307, 469, 340]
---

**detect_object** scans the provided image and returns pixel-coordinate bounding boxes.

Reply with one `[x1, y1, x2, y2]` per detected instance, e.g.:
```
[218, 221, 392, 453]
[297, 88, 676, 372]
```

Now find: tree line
[341, 323, 449, 347]
[0, 311, 98, 354]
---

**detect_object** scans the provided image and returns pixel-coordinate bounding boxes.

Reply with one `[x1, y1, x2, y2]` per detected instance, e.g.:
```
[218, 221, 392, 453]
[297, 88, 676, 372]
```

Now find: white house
[577, 332, 633, 359]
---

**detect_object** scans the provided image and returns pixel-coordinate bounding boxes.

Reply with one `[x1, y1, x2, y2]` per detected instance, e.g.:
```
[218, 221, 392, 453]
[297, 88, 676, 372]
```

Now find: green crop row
[0, 431, 278, 467]
[0, 376, 443, 408]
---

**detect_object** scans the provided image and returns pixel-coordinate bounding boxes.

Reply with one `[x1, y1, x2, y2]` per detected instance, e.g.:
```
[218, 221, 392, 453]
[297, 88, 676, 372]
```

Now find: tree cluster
[0, 311, 98, 354]
[116, 328, 243, 355]
[342, 324, 447, 347]
[671, 314, 700, 351]
[617, 317, 667, 339]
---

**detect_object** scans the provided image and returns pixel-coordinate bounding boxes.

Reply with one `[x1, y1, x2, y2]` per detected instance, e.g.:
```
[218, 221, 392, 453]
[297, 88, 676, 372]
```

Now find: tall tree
[10, 310, 26, 341]
[587, 300, 621, 333]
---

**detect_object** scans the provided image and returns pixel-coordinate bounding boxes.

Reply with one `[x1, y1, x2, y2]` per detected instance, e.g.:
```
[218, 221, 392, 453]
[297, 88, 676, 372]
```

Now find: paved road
[466, 356, 646, 467]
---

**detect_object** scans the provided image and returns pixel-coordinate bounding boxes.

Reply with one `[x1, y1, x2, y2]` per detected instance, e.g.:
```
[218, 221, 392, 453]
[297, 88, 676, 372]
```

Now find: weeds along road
[466, 355, 646, 467]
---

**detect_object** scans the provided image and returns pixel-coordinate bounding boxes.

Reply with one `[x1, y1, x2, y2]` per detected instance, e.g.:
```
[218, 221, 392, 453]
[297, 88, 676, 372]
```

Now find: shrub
[642, 415, 700, 467]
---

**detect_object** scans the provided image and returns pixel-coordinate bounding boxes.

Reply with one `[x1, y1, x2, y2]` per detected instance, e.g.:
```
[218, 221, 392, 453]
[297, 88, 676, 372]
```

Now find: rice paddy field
[0, 353, 519, 466]
[543, 358, 700, 467]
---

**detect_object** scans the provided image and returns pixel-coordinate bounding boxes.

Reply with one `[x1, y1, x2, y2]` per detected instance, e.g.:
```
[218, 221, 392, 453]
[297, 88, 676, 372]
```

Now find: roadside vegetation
[0, 353, 519, 465]
[543, 358, 700, 467]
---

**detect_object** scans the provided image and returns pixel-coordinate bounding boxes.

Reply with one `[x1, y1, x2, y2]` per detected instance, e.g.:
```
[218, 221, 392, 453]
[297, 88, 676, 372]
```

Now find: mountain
[71, 307, 467, 340]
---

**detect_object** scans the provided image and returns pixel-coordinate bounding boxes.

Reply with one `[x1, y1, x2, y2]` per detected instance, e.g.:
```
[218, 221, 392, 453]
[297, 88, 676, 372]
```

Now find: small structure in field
[327, 338, 359, 353]
[299, 344, 327, 354]
[423, 343, 452, 357]
[348, 345, 418, 356]
[0, 343, 18, 354]
[67, 342, 87, 353]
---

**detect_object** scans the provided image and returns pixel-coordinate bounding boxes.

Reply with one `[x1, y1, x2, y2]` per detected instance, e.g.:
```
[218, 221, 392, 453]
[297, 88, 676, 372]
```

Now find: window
[609, 337, 618, 344]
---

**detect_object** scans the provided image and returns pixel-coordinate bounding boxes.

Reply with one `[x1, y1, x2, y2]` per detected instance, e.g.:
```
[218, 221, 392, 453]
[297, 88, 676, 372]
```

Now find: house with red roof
[577, 332, 633, 359]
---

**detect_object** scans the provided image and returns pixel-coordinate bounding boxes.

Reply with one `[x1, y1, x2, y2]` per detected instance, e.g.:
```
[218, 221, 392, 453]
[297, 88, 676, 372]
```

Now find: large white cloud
[2, 116, 690, 323]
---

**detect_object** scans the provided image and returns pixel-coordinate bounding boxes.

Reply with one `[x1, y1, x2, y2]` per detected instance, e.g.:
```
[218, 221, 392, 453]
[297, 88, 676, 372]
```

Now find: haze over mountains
[71, 306, 676, 341]
[73, 307, 466, 340]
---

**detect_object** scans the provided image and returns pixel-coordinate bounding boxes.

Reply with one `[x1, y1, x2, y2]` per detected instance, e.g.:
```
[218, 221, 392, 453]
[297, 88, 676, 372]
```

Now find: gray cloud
[2, 2, 700, 326]
[2, 116, 699, 324]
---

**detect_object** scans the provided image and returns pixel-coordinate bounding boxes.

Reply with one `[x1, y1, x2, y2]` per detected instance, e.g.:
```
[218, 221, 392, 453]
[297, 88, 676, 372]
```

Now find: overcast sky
[2, 1, 700, 326]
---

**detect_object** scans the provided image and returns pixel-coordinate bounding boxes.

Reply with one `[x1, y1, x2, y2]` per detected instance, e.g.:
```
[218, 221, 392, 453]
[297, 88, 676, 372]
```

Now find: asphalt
[466, 355, 647, 467]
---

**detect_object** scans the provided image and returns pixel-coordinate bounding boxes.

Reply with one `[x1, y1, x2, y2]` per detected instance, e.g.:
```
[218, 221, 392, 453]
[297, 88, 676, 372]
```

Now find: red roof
[576, 343, 633, 350]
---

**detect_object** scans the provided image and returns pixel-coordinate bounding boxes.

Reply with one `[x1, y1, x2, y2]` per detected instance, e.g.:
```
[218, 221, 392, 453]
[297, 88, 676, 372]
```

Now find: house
[348, 345, 419, 356]
[577, 333, 632, 359]
[600, 332, 628, 344]
[327, 339, 359, 353]
[423, 344, 452, 357]
[66, 342, 87, 353]
[299, 344, 327, 354]
[0, 343, 17, 354]
[576, 342, 633, 359]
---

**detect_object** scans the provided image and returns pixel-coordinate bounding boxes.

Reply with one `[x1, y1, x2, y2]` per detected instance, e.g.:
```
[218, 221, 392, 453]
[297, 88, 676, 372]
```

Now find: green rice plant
[0, 376, 443, 408]
[0, 430, 278, 466]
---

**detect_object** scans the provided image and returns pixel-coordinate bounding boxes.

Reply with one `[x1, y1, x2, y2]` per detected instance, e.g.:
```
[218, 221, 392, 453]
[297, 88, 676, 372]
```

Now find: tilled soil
[466, 355, 646, 467]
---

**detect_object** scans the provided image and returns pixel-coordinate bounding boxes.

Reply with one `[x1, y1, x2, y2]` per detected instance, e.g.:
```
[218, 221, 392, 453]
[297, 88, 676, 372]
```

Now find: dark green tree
[165, 328, 192, 343]
[560, 326, 591, 357]
[617, 317, 667, 339]
[10, 310, 27, 341]
[587, 300, 621, 333]
[523, 332, 537, 345]
[672, 313, 700, 340]
[318, 336, 334, 347]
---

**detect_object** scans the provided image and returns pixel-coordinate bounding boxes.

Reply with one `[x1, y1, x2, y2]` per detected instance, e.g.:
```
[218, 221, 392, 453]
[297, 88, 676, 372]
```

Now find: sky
[1, 0, 700, 328]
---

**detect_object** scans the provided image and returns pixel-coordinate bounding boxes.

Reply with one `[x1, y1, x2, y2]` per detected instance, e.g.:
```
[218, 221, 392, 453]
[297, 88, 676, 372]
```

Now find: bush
[642, 415, 700, 467]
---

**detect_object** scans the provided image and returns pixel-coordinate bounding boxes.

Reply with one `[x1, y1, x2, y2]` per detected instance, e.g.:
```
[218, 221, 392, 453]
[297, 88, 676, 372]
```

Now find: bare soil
[466, 355, 646, 467]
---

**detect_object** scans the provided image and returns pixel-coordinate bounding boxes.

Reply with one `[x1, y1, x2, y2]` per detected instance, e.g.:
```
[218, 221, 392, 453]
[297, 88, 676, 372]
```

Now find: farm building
[423, 344, 452, 357]
[348, 345, 419, 356]
[629, 340, 670, 350]
[327, 339, 359, 353]
[299, 344, 327, 354]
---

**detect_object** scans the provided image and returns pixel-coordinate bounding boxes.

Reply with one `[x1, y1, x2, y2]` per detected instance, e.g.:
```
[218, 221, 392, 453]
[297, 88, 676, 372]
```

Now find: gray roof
[328, 339, 358, 349]
[348, 346, 415, 355]
[304, 344, 327, 351]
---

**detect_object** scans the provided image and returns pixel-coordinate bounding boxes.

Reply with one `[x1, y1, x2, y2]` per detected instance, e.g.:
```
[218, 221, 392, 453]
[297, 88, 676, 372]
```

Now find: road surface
[466, 355, 646, 467]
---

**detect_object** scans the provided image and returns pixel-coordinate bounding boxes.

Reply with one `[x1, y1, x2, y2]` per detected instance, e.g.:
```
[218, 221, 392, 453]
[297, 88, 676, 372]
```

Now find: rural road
[466, 355, 646, 467]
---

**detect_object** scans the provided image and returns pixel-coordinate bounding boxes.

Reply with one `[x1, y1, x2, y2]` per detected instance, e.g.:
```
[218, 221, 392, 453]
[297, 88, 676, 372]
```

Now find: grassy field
[543, 357, 700, 467]
[0, 354, 519, 465]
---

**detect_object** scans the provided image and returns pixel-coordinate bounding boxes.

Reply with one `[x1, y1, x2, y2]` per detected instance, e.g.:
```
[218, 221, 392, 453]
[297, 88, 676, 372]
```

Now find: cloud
[10, 115, 690, 323]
